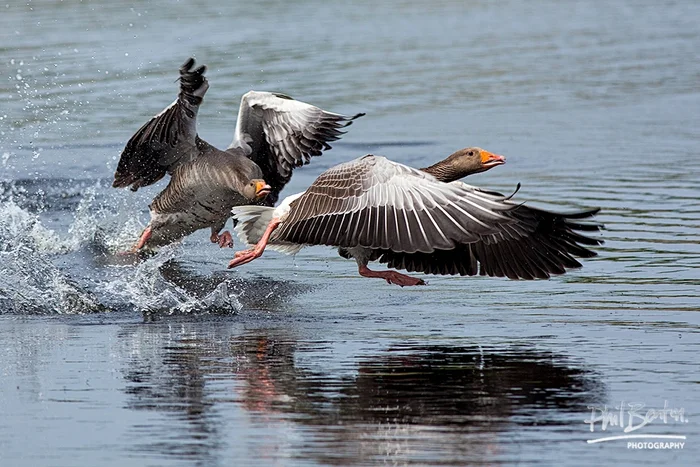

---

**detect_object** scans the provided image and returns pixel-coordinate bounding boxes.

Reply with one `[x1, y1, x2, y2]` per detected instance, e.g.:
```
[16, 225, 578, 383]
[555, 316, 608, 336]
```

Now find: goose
[227, 148, 602, 286]
[112, 58, 363, 250]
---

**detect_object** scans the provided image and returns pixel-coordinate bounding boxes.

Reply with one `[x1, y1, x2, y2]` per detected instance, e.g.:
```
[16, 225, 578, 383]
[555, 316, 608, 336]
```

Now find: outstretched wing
[275, 155, 516, 252]
[370, 207, 602, 279]
[273, 155, 602, 279]
[230, 91, 364, 205]
[113, 58, 210, 191]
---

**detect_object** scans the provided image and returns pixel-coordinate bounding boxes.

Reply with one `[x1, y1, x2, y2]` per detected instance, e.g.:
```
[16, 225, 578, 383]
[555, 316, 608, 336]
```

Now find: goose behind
[112, 58, 363, 251]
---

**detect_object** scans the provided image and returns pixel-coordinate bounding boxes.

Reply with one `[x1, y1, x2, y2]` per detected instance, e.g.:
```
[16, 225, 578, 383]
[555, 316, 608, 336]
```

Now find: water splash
[0, 243, 106, 315]
[0, 184, 137, 314]
[67, 183, 146, 254]
[0, 179, 245, 315]
[0, 198, 64, 253]
[98, 247, 243, 315]
[0, 180, 144, 254]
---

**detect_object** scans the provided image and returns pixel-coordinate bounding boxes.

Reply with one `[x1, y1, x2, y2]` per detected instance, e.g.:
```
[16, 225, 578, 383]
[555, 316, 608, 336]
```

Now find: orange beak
[480, 150, 506, 169]
[255, 181, 272, 199]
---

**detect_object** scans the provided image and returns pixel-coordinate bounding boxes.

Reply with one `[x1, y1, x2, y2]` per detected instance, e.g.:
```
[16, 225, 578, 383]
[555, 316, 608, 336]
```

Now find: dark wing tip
[563, 208, 604, 235]
[503, 183, 521, 200]
[112, 167, 133, 189]
[112, 171, 141, 191]
[112, 178, 140, 192]
[178, 58, 207, 94]
[565, 207, 601, 219]
[338, 112, 366, 128]
[180, 57, 196, 73]
[368, 201, 603, 280]
[272, 92, 294, 100]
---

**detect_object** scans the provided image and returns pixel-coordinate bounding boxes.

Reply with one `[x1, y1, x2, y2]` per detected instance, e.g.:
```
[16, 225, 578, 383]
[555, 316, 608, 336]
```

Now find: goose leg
[358, 265, 426, 287]
[210, 227, 233, 248]
[132, 226, 152, 251]
[217, 231, 233, 248]
[227, 218, 281, 269]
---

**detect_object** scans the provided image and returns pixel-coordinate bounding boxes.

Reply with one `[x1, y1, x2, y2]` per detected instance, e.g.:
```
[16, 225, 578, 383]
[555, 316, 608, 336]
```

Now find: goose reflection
[119, 329, 605, 465]
[233, 337, 604, 464]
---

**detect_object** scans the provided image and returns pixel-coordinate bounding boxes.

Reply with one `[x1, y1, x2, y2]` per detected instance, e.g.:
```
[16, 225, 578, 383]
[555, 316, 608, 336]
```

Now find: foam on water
[97, 246, 243, 315]
[0, 184, 243, 315]
[0, 199, 106, 314]
[0, 198, 63, 251]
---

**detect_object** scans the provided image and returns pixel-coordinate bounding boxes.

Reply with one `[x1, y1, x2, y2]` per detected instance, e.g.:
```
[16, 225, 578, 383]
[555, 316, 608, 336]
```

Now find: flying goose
[112, 58, 363, 250]
[227, 148, 602, 286]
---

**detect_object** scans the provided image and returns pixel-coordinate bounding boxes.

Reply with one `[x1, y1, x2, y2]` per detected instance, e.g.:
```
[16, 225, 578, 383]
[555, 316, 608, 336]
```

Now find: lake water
[1, 0, 699, 465]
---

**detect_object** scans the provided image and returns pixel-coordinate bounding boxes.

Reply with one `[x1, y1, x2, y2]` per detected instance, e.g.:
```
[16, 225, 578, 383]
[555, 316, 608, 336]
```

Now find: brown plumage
[113, 58, 363, 250]
[228, 148, 602, 286]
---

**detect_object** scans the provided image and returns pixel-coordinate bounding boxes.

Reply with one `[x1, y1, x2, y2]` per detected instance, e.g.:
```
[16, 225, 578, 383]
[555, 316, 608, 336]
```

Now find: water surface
[1, 1, 699, 465]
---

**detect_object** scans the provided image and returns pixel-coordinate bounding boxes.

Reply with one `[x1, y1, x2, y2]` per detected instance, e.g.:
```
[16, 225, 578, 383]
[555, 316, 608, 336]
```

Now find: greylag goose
[227, 148, 602, 286]
[112, 58, 363, 250]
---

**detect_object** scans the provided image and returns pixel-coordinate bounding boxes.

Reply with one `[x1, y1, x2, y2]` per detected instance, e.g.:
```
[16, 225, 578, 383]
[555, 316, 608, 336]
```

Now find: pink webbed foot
[358, 265, 426, 287]
[216, 231, 234, 248]
[382, 270, 426, 287]
[227, 217, 281, 270]
[127, 226, 152, 253]
[228, 247, 263, 269]
[210, 230, 233, 248]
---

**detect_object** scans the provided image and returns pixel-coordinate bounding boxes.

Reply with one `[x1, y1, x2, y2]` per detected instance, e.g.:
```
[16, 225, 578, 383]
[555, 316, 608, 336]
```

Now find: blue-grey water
[1, 1, 699, 465]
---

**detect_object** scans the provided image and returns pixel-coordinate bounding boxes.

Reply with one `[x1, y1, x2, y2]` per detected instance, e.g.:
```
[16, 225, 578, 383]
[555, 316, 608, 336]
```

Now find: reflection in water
[122, 332, 222, 463]
[120, 329, 604, 465]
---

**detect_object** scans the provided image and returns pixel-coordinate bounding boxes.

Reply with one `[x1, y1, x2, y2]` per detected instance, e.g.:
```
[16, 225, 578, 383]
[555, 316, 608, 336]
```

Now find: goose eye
[468, 151, 474, 156]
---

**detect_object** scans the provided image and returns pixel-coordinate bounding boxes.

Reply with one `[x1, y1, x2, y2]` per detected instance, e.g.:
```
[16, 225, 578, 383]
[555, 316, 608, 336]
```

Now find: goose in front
[112, 58, 363, 251]
[227, 148, 602, 286]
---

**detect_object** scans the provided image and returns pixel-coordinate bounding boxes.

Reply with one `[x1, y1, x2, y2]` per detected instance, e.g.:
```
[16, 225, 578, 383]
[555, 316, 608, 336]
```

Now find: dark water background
[1, 1, 699, 465]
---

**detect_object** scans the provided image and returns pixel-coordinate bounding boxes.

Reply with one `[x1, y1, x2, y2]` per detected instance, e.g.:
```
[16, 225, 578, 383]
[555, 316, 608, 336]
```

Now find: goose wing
[371, 207, 602, 279]
[273, 155, 602, 278]
[113, 58, 210, 191]
[231, 91, 363, 204]
[274, 155, 517, 253]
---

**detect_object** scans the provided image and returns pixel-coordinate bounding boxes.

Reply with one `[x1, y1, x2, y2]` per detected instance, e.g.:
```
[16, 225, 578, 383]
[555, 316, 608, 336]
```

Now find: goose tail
[231, 206, 302, 255]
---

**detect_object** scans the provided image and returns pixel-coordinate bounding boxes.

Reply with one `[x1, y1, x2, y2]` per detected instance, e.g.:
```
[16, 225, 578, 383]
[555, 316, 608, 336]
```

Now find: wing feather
[230, 91, 364, 205]
[113, 58, 209, 191]
[275, 156, 512, 251]
[269, 155, 602, 279]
